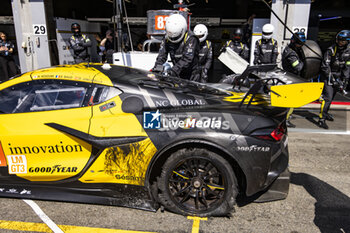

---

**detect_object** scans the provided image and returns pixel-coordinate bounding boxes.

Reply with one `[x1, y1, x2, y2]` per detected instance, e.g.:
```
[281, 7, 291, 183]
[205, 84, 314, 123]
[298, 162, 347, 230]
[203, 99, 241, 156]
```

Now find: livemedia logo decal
[143, 110, 161, 129]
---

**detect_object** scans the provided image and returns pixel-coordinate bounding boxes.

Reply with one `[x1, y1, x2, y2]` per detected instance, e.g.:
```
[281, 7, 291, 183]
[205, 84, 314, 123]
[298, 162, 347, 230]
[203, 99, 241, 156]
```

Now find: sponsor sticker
[6, 188, 18, 194]
[0, 141, 7, 167]
[143, 111, 231, 131]
[143, 110, 161, 129]
[155, 99, 205, 107]
[160, 114, 230, 131]
[236, 145, 270, 152]
[7, 155, 27, 174]
[20, 189, 31, 195]
[28, 165, 77, 174]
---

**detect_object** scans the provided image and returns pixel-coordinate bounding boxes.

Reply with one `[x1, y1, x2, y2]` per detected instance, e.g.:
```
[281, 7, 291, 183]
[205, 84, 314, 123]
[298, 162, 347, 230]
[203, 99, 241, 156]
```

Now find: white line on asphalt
[23, 199, 64, 233]
[289, 128, 350, 135]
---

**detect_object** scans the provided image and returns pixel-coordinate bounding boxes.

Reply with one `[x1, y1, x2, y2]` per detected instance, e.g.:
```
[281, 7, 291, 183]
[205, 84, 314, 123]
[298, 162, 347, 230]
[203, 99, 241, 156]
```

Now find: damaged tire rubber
[157, 148, 238, 216]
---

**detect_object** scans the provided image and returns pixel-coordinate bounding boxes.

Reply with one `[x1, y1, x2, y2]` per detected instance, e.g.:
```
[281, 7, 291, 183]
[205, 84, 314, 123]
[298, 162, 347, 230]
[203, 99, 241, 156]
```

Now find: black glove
[201, 70, 208, 83]
[151, 64, 163, 73]
[219, 74, 235, 84]
[168, 68, 178, 77]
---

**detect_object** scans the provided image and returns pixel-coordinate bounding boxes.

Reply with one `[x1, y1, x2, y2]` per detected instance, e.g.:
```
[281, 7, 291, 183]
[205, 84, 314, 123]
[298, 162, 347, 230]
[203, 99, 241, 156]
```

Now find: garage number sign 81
[33, 24, 47, 35]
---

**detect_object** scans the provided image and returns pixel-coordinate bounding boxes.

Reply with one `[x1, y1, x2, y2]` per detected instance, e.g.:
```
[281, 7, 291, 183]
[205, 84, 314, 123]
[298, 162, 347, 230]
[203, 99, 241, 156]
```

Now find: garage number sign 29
[155, 15, 169, 30]
[33, 24, 47, 35]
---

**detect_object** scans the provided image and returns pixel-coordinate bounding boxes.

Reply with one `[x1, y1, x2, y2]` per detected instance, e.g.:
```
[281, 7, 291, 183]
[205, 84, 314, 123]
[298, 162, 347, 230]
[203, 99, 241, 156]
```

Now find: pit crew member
[281, 31, 307, 128]
[69, 23, 92, 64]
[254, 24, 278, 65]
[152, 14, 200, 81]
[318, 30, 350, 129]
[193, 24, 212, 83]
[220, 27, 249, 62]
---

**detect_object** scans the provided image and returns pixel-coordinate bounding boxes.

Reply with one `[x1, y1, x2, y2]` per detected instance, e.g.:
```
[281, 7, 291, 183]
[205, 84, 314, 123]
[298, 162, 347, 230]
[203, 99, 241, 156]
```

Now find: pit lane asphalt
[0, 109, 349, 233]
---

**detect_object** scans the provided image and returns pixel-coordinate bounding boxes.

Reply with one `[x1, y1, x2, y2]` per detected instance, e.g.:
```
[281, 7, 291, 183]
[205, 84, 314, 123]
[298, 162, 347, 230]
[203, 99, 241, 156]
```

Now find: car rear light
[270, 124, 285, 141]
[253, 124, 285, 142]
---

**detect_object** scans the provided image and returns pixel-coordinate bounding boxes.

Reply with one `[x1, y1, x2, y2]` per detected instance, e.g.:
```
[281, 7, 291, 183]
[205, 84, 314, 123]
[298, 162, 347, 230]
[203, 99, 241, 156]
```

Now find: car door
[78, 83, 157, 186]
[0, 78, 94, 182]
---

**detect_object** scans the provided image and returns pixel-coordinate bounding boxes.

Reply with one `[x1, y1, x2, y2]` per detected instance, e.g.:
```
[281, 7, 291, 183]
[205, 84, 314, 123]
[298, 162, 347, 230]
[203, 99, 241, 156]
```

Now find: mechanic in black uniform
[69, 23, 92, 64]
[193, 24, 212, 83]
[345, 30, 350, 92]
[318, 30, 350, 129]
[218, 28, 250, 84]
[282, 31, 306, 75]
[281, 31, 306, 128]
[254, 23, 278, 65]
[152, 14, 200, 81]
[220, 27, 249, 62]
[0, 32, 17, 81]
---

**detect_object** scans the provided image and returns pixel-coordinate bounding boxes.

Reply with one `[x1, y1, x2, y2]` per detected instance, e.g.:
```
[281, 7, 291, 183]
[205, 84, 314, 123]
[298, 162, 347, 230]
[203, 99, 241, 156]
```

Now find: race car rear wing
[236, 65, 324, 108]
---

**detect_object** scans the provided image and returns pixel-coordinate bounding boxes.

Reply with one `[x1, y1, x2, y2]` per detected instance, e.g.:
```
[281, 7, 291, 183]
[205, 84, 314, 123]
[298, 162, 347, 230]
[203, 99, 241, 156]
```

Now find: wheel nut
[194, 180, 201, 188]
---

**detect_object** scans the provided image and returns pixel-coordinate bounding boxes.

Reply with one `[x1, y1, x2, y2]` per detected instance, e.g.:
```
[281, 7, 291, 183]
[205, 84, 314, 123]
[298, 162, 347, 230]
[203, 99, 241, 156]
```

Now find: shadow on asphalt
[291, 172, 350, 233]
[292, 109, 321, 127]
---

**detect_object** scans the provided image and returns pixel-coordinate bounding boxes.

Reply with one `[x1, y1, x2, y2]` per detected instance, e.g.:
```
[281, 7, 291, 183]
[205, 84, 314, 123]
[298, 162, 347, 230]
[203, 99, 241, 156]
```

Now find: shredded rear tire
[157, 148, 238, 217]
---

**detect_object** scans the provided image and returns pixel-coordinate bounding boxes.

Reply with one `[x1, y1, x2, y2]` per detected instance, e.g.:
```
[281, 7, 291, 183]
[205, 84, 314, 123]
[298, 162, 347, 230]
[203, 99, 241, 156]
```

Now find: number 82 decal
[155, 15, 169, 30]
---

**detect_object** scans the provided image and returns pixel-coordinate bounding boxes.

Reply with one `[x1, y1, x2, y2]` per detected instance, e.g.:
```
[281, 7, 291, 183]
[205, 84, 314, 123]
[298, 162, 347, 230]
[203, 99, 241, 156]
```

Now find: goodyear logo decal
[29, 165, 78, 173]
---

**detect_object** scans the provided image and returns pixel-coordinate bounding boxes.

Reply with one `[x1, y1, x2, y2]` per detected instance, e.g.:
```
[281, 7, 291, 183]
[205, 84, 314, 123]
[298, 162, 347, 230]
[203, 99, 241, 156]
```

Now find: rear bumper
[254, 167, 290, 202]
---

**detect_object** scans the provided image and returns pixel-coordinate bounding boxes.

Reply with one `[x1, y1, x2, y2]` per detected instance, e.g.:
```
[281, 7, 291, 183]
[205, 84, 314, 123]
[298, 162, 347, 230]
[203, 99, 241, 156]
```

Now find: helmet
[165, 14, 187, 43]
[233, 28, 243, 41]
[262, 23, 274, 40]
[336, 30, 350, 42]
[336, 30, 350, 41]
[291, 31, 306, 45]
[193, 24, 208, 42]
[336, 30, 350, 48]
[71, 23, 81, 34]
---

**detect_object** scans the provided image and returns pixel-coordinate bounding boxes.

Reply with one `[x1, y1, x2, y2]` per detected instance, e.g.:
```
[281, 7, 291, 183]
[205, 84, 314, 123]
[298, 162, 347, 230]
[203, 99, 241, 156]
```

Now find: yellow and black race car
[0, 63, 323, 216]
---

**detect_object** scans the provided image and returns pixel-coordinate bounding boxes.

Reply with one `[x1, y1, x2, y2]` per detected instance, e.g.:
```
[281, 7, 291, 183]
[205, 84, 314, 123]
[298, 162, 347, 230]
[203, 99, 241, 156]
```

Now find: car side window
[30, 86, 87, 111]
[0, 81, 33, 114]
[0, 80, 93, 114]
[89, 86, 122, 105]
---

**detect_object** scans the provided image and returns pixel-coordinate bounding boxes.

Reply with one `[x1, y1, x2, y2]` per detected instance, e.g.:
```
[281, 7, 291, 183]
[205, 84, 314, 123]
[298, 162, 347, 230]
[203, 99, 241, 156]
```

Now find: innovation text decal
[7, 142, 83, 155]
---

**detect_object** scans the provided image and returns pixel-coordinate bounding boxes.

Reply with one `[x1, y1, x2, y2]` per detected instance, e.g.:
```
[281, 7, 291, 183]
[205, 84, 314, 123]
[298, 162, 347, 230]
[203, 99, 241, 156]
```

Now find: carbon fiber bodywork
[100, 65, 290, 198]
[0, 64, 297, 213]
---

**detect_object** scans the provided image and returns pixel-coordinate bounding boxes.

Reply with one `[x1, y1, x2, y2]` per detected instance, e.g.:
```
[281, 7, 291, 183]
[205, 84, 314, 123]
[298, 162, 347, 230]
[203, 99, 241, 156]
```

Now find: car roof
[90, 64, 152, 86]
